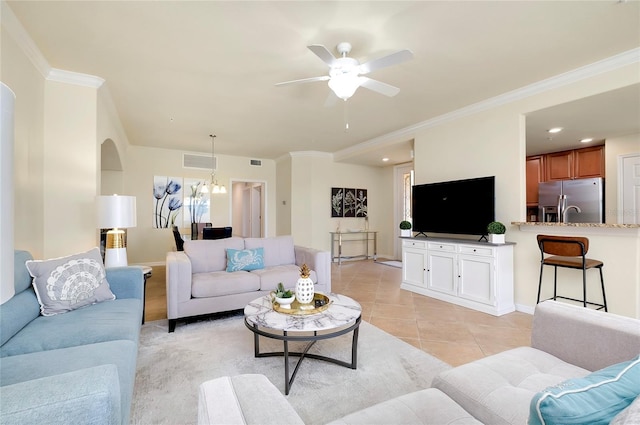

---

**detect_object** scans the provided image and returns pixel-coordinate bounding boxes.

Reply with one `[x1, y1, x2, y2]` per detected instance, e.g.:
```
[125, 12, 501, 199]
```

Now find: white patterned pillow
[226, 248, 264, 272]
[25, 247, 115, 316]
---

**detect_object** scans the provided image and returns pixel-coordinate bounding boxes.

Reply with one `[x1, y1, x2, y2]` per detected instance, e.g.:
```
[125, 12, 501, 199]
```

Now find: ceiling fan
[275, 42, 414, 101]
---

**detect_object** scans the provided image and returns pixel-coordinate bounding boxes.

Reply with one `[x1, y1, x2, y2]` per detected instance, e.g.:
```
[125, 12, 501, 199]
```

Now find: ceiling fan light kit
[276, 41, 413, 102]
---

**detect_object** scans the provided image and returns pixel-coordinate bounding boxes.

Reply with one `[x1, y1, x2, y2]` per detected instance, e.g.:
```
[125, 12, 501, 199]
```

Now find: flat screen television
[412, 176, 495, 237]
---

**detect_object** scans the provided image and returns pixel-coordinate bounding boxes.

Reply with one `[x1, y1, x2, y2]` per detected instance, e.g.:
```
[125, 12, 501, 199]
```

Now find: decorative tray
[272, 293, 331, 315]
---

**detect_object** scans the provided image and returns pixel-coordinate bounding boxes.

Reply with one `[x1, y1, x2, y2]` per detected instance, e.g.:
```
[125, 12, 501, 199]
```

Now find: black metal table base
[245, 316, 361, 395]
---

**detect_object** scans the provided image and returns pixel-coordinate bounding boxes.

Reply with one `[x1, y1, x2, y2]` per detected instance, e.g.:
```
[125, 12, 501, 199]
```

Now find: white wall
[42, 81, 99, 258]
[0, 83, 15, 304]
[288, 152, 395, 258]
[413, 63, 640, 318]
[123, 145, 277, 264]
[2, 8, 46, 260]
[275, 155, 292, 236]
[605, 133, 640, 223]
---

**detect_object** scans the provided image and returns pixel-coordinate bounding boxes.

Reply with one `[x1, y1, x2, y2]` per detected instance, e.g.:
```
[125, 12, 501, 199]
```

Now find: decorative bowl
[274, 295, 294, 309]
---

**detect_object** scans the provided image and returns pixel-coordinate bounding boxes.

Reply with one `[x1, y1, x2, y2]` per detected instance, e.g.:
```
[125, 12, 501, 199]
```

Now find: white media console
[401, 237, 515, 316]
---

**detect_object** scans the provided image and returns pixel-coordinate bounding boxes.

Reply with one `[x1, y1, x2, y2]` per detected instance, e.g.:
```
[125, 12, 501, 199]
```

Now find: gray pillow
[611, 395, 640, 425]
[25, 247, 115, 316]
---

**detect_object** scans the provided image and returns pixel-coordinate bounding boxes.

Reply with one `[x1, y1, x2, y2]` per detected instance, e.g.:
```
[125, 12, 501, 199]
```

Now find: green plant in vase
[487, 221, 506, 244]
[399, 220, 412, 237]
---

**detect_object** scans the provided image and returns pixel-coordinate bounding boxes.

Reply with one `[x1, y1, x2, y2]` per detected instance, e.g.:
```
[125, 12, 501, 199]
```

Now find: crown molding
[47, 69, 104, 88]
[2, 1, 51, 78]
[341, 48, 640, 157]
[289, 151, 334, 159]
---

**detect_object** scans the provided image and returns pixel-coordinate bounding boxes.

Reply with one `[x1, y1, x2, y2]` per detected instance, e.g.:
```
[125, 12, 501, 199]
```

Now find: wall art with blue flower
[153, 176, 184, 228]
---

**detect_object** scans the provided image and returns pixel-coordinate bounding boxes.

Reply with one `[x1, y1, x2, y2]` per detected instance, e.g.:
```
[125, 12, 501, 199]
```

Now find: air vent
[183, 153, 216, 170]
[250, 159, 262, 166]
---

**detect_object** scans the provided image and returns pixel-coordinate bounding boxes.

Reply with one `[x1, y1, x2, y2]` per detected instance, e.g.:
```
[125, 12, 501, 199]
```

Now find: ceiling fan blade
[358, 49, 414, 75]
[307, 44, 337, 67]
[275, 76, 330, 87]
[360, 77, 401, 97]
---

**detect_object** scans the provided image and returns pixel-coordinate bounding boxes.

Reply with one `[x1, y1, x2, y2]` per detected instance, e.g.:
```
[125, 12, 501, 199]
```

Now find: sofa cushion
[529, 355, 640, 425]
[25, 247, 115, 316]
[0, 340, 137, 425]
[611, 395, 640, 425]
[0, 298, 141, 357]
[432, 346, 590, 425]
[184, 237, 244, 273]
[327, 388, 482, 425]
[245, 236, 296, 267]
[226, 248, 264, 272]
[192, 271, 260, 298]
[251, 264, 317, 292]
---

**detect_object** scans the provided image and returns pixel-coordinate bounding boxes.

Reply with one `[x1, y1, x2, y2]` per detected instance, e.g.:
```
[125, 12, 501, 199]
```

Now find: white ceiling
[6, 1, 640, 166]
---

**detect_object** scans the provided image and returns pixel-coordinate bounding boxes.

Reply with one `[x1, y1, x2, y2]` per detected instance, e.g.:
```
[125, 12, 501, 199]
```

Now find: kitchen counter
[512, 221, 640, 236]
[512, 222, 640, 228]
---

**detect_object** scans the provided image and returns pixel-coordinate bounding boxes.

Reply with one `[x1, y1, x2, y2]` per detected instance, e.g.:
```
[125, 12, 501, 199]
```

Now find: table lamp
[97, 195, 137, 268]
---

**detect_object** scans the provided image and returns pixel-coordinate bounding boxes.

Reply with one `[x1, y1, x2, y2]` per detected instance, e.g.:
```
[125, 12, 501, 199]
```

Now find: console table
[330, 231, 377, 265]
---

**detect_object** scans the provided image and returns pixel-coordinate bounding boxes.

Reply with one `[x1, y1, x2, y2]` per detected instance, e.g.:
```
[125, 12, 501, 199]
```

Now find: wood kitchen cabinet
[526, 155, 544, 206]
[545, 145, 604, 181]
[574, 145, 605, 178]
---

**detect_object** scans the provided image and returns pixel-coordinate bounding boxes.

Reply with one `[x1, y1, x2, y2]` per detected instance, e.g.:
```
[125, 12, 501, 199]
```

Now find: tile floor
[144, 259, 532, 366]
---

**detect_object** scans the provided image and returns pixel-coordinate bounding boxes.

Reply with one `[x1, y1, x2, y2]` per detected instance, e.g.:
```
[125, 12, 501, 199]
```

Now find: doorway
[231, 180, 266, 237]
[394, 164, 414, 260]
[619, 153, 640, 224]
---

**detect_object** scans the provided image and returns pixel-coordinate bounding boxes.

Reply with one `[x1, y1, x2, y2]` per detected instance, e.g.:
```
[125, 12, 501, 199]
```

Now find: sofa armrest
[198, 374, 304, 425]
[166, 251, 193, 320]
[295, 245, 331, 293]
[0, 364, 121, 425]
[106, 266, 144, 300]
[531, 300, 640, 371]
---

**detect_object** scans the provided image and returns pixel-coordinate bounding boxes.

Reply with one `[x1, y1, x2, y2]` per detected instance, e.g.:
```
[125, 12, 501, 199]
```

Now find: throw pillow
[226, 248, 264, 272]
[25, 247, 116, 316]
[529, 355, 640, 425]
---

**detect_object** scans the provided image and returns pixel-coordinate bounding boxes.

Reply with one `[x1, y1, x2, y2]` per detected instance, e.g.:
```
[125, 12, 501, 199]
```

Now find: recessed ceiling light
[382, 157, 389, 162]
[548, 127, 563, 134]
[580, 138, 593, 143]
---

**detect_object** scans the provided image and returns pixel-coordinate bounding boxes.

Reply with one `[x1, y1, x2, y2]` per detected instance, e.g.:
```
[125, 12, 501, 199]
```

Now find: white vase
[400, 229, 411, 237]
[488, 234, 505, 244]
[295, 276, 315, 304]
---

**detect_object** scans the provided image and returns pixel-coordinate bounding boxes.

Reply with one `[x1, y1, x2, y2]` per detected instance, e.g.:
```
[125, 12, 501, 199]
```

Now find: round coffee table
[244, 293, 362, 395]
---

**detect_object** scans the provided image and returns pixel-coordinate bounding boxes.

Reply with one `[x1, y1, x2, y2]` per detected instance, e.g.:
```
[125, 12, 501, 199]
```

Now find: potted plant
[271, 282, 294, 309]
[399, 220, 412, 237]
[487, 221, 506, 244]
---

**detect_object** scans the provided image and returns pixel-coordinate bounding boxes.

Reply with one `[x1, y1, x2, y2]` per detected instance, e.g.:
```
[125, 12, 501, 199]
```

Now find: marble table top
[244, 293, 362, 332]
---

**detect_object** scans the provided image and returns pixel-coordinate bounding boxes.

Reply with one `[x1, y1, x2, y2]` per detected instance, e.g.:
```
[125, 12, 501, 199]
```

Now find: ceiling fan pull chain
[344, 100, 349, 132]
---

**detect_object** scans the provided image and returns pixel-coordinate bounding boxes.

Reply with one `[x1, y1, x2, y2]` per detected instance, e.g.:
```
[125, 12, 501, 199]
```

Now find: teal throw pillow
[226, 248, 264, 272]
[529, 355, 640, 425]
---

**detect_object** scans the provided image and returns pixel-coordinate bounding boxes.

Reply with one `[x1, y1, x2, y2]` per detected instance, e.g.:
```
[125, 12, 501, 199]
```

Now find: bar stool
[536, 234, 607, 311]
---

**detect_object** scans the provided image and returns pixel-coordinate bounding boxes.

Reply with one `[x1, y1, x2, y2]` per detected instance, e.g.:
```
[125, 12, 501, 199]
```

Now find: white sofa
[166, 235, 331, 332]
[198, 301, 640, 424]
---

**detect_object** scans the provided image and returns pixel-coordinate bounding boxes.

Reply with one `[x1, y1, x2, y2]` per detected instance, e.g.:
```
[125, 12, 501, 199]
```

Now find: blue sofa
[0, 250, 144, 425]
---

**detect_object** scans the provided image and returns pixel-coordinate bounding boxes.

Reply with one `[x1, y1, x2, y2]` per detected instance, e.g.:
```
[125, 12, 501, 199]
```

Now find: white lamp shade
[97, 195, 137, 229]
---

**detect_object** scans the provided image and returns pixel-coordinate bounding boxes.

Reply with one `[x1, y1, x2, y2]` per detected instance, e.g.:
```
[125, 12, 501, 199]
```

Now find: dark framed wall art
[331, 187, 367, 218]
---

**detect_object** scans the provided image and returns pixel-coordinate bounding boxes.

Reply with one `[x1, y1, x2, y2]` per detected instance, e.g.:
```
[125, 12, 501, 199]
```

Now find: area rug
[131, 314, 450, 425]
[378, 260, 402, 268]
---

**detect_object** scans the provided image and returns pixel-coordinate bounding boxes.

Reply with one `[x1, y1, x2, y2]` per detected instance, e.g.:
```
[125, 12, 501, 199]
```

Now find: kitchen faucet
[562, 205, 582, 223]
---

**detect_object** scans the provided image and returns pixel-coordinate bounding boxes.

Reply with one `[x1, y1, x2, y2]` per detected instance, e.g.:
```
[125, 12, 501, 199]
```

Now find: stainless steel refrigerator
[538, 177, 604, 223]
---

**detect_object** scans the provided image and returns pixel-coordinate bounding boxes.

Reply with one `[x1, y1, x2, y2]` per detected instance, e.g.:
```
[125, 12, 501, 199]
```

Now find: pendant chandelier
[201, 134, 226, 194]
